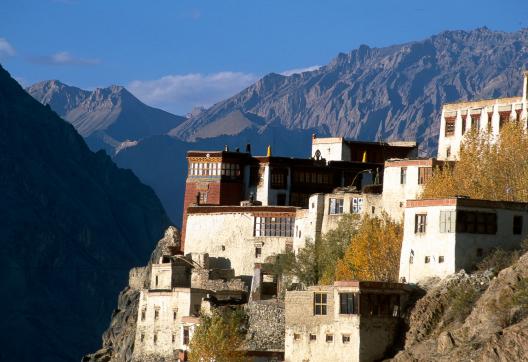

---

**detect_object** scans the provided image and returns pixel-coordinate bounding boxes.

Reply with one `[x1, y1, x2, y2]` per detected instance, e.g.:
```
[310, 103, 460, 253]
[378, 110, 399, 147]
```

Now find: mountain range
[28, 27, 528, 226]
[0, 65, 171, 361]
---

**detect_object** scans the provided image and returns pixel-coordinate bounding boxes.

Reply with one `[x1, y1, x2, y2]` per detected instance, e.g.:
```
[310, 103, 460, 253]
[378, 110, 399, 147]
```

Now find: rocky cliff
[171, 27, 528, 153]
[391, 252, 528, 361]
[0, 64, 172, 361]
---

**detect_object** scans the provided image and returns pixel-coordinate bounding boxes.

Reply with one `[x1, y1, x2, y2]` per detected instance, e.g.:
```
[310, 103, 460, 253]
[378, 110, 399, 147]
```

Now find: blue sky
[1, 0, 527, 114]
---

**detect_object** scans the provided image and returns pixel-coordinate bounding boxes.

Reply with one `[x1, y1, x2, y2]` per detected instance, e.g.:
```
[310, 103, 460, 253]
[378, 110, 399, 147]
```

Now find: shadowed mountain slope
[0, 65, 171, 361]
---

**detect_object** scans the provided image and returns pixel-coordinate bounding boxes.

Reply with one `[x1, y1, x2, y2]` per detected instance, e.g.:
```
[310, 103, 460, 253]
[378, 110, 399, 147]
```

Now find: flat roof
[312, 137, 417, 149]
[187, 205, 299, 215]
[442, 96, 522, 110]
[406, 197, 528, 211]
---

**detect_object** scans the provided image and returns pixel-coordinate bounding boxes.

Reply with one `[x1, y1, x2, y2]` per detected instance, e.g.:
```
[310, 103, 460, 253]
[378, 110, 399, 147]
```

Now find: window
[276, 193, 286, 206]
[309, 334, 317, 341]
[173, 309, 178, 320]
[445, 117, 455, 136]
[294, 333, 301, 341]
[172, 334, 175, 343]
[476, 248, 484, 257]
[456, 211, 497, 234]
[155, 275, 158, 287]
[415, 214, 427, 234]
[326, 334, 334, 343]
[254, 217, 294, 237]
[400, 167, 407, 185]
[154, 308, 159, 320]
[153, 333, 157, 344]
[140, 333, 144, 342]
[255, 247, 262, 258]
[342, 335, 351, 344]
[249, 166, 260, 186]
[141, 308, 146, 321]
[329, 198, 344, 214]
[439, 256, 444, 263]
[198, 191, 208, 204]
[462, 117, 466, 135]
[513, 215, 523, 235]
[371, 206, 376, 214]
[339, 293, 358, 314]
[446, 146, 451, 158]
[314, 293, 327, 315]
[270, 168, 287, 189]
[440, 210, 456, 233]
[351, 197, 363, 214]
[183, 326, 190, 345]
[409, 253, 414, 264]
[221, 245, 225, 251]
[425, 256, 431, 263]
[418, 167, 432, 185]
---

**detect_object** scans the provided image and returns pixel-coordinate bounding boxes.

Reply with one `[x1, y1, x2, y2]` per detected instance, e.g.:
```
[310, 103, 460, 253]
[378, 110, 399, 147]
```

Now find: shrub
[476, 248, 520, 274]
[445, 282, 480, 324]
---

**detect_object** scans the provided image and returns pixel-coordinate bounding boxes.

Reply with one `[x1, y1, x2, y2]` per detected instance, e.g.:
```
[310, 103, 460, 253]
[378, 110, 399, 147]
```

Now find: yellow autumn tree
[188, 309, 248, 362]
[421, 121, 528, 201]
[334, 213, 403, 282]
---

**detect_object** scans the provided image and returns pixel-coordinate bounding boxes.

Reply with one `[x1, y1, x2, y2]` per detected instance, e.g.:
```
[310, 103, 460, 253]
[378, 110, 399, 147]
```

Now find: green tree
[188, 309, 247, 362]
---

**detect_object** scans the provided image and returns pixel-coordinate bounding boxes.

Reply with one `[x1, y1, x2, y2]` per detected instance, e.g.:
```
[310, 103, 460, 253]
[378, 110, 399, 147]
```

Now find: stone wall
[245, 300, 285, 353]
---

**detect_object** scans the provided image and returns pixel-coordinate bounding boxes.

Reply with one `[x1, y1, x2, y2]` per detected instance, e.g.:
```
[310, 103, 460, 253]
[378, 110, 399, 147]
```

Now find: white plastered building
[399, 197, 528, 284]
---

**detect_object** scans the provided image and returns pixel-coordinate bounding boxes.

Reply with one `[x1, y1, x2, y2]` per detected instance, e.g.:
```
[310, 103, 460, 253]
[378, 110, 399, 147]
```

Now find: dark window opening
[271, 168, 288, 189]
[439, 256, 445, 263]
[513, 215, 523, 235]
[326, 334, 334, 343]
[456, 211, 497, 234]
[255, 247, 262, 258]
[400, 167, 407, 184]
[183, 326, 190, 345]
[339, 293, 359, 314]
[445, 117, 455, 136]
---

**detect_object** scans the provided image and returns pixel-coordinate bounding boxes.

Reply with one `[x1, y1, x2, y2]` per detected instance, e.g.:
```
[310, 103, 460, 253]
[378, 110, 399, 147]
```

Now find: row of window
[292, 171, 332, 185]
[139, 327, 190, 345]
[444, 111, 520, 137]
[400, 167, 432, 185]
[293, 332, 351, 344]
[313, 292, 400, 317]
[415, 211, 522, 235]
[254, 217, 294, 237]
[189, 162, 240, 177]
[329, 197, 364, 215]
[410, 255, 444, 264]
[140, 305, 199, 321]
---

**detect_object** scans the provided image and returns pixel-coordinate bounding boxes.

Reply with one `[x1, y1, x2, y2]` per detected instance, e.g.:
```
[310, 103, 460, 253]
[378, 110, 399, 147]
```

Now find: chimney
[224, 145, 229, 152]
[245, 143, 251, 154]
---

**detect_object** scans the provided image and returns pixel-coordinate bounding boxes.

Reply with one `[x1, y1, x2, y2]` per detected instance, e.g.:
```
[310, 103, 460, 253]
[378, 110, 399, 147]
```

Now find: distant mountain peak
[28, 80, 186, 145]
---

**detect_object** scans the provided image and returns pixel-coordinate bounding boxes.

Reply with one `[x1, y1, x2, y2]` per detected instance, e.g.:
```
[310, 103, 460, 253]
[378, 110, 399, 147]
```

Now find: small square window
[294, 333, 301, 341]
[342, 335, 351, 344]
[326, 334, 333, 343]
[221, 245, 226, 251]
[314, 293, 327, 315]
[309, 334, 317, 341]
[424, 256, 431, 264]
[439, 256, 444, 263]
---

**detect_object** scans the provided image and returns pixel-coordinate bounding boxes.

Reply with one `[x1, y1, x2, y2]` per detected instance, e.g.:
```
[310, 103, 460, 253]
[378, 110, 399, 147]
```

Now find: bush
[476, 248, 520, 274]
[445, 282, 480, 324]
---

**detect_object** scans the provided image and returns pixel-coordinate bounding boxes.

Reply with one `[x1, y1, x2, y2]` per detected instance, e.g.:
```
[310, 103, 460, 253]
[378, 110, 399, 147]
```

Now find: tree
[334, 213, 403, 282]
[188, 309, 247, 362]
[421, 121, 528, 201]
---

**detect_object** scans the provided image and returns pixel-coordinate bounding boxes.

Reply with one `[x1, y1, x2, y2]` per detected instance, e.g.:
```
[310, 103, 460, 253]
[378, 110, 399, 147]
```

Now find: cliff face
[171, 28, 528, 153]
[0, 65, 172, 361]
[392, 253, 528, 361]
[83, 227, 181, 362]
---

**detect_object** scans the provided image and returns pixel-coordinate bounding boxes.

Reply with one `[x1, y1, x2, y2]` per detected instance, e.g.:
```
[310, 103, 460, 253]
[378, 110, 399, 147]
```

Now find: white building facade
[437, 71, 528, 161]
[399, 198, 528, 284]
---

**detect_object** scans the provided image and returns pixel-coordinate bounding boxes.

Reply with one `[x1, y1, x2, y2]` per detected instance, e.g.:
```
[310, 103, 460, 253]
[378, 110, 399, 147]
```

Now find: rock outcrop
[391, 253, 528, 361]
[83, 227, 181, 362]
[0, 64, 172, 361]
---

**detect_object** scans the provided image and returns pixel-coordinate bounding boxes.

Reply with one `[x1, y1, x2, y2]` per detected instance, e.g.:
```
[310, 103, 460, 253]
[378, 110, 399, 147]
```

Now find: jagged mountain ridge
[27, 80, 186, 143]
[0, 65, 172, 361]
[171, 27, 528, 153]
